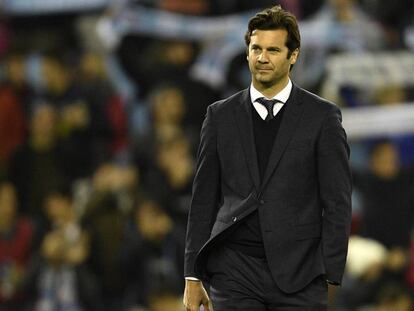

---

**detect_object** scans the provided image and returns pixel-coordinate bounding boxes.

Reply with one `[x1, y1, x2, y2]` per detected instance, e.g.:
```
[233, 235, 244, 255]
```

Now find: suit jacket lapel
[234, 88, 261, 192]
[260, 84, 304, 191]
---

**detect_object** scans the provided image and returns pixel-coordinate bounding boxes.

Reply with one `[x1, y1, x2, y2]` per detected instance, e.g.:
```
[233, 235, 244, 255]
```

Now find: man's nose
[258, 52, 269, 62]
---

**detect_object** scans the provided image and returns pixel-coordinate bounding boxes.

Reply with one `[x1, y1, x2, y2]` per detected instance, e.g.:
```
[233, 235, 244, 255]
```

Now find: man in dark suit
[183, 5, 352, 311]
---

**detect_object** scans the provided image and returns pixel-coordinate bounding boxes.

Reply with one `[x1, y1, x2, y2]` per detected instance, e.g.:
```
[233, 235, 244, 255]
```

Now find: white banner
[342, 103, 414, 140]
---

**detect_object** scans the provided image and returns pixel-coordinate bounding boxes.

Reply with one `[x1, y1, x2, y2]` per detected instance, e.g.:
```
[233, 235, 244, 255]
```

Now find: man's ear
[290, 48, 299, 65]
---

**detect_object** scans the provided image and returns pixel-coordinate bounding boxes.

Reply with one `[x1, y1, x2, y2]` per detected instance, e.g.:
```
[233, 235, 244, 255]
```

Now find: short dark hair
[244, 5, 301, 59]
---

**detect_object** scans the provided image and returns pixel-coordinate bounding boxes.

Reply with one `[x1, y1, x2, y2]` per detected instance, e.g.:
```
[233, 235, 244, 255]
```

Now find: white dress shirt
[250, 79, 292, 120]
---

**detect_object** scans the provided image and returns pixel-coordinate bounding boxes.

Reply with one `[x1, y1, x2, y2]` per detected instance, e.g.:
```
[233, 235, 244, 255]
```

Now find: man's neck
[253, 77, 289, 98]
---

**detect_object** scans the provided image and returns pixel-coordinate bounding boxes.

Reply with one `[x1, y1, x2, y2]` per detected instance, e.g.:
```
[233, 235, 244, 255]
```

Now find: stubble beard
[254, 71, 280, 89]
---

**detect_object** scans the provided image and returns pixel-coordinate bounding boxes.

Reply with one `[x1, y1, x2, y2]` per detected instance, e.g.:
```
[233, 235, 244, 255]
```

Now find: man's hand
[183, 279, 212, 311]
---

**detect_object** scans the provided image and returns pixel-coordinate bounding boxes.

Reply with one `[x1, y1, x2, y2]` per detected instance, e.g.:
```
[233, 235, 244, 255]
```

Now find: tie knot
[256, 98, 281, 121]
[256, 97, 279, 110]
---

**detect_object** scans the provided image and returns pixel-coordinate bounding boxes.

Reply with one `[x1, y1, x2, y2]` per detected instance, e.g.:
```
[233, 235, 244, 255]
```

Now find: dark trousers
[205, 245, 327, 311]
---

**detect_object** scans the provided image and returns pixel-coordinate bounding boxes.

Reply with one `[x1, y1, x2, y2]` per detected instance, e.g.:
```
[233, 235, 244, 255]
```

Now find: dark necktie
[256, 97, 281, 122]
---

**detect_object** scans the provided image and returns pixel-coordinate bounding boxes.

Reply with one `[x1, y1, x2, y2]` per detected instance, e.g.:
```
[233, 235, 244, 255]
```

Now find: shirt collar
[250, 79, 292, 104]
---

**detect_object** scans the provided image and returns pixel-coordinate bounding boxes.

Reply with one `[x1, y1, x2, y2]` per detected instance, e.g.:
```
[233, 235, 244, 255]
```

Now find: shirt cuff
[326, 279, 340, 285]
[185, 277, 201, 281]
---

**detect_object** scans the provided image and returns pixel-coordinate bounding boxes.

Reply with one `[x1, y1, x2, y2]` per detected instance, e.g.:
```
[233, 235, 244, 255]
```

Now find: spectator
[7, 103, 67, 218]
[118, 37, 215, 121]
[83, 163, 139, 311]
[3, 52, 34, 115]
[0, 84, 26, 179]
[353, 140, 414, 249]
[141, 131, 195, 222]
[0, 182, 33, 311]
[121, 198, 185, 309]
[336, 236, 412, 310]
[78, 51, 126, 160]
[42, 52, 112, 178]
[23, 187, 101, 311]
[135, 85, 196, 220]
[0, 52, 33, 178]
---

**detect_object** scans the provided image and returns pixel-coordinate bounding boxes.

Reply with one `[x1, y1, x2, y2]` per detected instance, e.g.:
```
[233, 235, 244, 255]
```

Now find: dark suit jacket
[184, 83, 352, 293]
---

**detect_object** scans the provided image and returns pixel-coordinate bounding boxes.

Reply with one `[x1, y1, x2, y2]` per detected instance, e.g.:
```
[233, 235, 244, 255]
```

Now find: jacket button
[232, 217, 238, 222]
[260, 200, 265, 204]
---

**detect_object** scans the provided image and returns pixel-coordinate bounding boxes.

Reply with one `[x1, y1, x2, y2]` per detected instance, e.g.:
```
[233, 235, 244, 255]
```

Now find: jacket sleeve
[184, 104, 221, 277]
[317, 105, 352, 285]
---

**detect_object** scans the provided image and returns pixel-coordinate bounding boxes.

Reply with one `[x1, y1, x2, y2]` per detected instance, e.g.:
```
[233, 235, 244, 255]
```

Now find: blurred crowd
[1, 0, 414, 310]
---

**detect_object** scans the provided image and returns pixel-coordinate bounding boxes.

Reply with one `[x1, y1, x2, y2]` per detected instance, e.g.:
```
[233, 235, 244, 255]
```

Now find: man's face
[247, 29, 298, 90]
